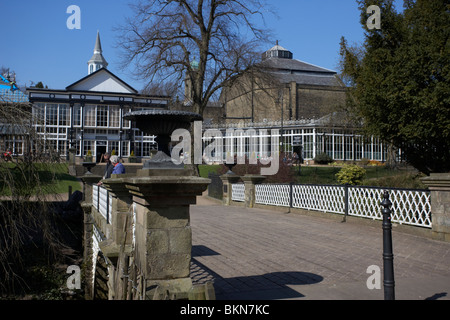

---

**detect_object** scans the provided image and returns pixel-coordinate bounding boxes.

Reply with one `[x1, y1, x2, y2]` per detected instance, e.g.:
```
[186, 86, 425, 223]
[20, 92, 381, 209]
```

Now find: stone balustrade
[81, 166, 211, 300]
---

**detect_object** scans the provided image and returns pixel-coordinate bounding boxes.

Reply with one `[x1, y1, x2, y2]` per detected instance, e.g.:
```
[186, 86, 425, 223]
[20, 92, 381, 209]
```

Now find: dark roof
[259, 57, 344, 88]
[261, 57, 336, 74]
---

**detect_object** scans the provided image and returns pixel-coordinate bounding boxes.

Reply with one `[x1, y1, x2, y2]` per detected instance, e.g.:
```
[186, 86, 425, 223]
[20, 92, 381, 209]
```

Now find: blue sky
[0, 0, 404, 92]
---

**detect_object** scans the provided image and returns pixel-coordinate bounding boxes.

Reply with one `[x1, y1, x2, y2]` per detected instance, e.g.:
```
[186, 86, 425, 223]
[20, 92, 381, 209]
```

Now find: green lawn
[294, 166, 342, 185]
[49, 163, 83, 194]
[198, 164, 222, 178]
[0, 162, 82, 196]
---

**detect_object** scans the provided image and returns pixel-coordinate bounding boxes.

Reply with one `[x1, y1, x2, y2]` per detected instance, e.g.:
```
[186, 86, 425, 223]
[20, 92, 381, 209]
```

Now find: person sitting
[111, 155, 125, 174]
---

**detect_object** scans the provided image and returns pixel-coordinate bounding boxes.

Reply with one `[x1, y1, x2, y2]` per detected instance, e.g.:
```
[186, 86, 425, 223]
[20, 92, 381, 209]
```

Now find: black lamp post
[381, 191, 395, 300]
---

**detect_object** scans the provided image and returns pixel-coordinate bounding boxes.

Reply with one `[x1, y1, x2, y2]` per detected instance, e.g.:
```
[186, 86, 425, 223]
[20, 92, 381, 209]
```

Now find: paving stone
[190, 198, 450, 300]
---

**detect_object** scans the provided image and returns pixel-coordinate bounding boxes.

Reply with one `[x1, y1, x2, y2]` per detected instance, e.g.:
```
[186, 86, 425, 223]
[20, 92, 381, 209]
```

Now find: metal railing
[348, 186, 431, 227]
[292, 184, 346, 214]
[231, 183, 245, 202]
[233, 183, 432, 228]
[256, 184, 291, 207]
[92, 185, 111, 224]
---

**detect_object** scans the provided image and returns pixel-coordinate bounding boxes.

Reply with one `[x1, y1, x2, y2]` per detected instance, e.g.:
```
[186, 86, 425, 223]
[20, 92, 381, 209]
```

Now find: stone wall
[222, 73, 347, 124]
[70, 163, 143, 178]
[422, 173, 450, 242]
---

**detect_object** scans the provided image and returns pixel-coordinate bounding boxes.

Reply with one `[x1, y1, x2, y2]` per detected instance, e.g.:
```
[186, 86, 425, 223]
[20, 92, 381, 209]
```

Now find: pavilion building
[203, 43, 392, 163]
[26, 32, 170, 162]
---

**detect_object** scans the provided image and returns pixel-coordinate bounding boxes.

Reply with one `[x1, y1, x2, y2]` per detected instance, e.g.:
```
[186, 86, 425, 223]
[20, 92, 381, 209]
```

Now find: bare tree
[0, 100, 67, 294]
[118, 0, 274, 115]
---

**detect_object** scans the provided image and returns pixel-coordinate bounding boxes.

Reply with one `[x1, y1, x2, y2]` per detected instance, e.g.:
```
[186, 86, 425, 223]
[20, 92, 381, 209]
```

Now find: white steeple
[88, 31, 108, 74]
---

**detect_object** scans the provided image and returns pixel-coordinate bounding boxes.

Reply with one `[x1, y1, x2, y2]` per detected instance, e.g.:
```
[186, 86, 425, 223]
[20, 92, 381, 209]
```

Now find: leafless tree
[117, 0, 275, 115]
[0, 100, 67, 294]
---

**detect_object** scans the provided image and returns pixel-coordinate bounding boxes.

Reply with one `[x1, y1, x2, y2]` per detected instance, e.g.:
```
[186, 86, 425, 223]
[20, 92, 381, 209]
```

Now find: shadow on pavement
[191, 245, 323, 300]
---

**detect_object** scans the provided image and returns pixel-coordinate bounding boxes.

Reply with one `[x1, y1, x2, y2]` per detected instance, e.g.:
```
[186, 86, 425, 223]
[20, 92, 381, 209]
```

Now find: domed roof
[262, 41, 293, 60]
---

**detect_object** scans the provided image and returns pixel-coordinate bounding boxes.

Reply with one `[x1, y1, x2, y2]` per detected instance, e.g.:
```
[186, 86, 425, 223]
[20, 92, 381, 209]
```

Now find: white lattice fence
[92, 185, 99, 210]
[231, 183, 245, 202]
[292, 185, 346, 214]
[98, 186, 110, 223]
[256, 184, 290, 207]
[230, 182, 431, 229]
[349, 187, 431, 228]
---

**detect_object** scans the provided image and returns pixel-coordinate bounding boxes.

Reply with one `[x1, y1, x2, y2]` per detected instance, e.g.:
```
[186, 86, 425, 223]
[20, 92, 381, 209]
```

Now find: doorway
[96, 144, 107, 163]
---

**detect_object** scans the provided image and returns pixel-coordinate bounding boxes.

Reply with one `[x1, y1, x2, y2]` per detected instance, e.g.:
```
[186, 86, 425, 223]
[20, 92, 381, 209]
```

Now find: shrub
[314, 152, 333, 165]
[368, 160, 383, 166]
[336, 164, 366, 185]
[218, 152, 295, 183]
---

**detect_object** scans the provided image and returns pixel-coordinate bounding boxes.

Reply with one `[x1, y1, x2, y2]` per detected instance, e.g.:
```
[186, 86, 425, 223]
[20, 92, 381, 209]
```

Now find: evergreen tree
[339, 0, 450, 174]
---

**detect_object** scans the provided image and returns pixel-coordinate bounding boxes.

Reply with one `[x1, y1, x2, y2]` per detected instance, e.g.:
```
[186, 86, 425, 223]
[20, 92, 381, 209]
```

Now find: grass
[294, 166, 341, 185]
[199, 164, 222, 178]
[0, 162, 82, 196]
[47, 163, 83, 194]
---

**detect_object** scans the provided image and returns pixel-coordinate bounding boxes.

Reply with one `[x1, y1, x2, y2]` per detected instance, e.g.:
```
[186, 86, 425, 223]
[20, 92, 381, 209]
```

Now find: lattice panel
[228, 182, 432, 229]
[98, 186, 109, 222]
[255, 184, 290, 207]
[349, 187, 431, 228]
[292, 185, 345, 214]
[92, 185, 99, 210]
[231, 183, 245, 202]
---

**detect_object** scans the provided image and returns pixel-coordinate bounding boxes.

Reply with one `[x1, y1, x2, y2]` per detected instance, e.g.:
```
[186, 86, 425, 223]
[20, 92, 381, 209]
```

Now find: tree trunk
[385, 142, 398, 170]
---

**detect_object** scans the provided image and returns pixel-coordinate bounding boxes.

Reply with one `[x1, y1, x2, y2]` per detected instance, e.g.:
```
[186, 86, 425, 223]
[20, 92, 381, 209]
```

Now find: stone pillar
[421, 173, 450, 242]
[220, 173, 241, 206]
[241, 174, 266, 208]
[81, 174, 101, 203]
[68, 147, 77, 175]
[68, 147, 76, 165]
[290, 81, 297, 120]
[126, 168, 210, 299]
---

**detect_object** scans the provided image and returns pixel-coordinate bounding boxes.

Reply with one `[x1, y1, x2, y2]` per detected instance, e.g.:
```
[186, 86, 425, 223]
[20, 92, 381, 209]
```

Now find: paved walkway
[190, 196, 450, 300]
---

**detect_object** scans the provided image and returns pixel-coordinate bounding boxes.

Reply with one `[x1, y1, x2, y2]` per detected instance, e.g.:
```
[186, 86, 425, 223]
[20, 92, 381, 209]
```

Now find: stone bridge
[81, 166, 213, 300]
[79, 164, 450, 300]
